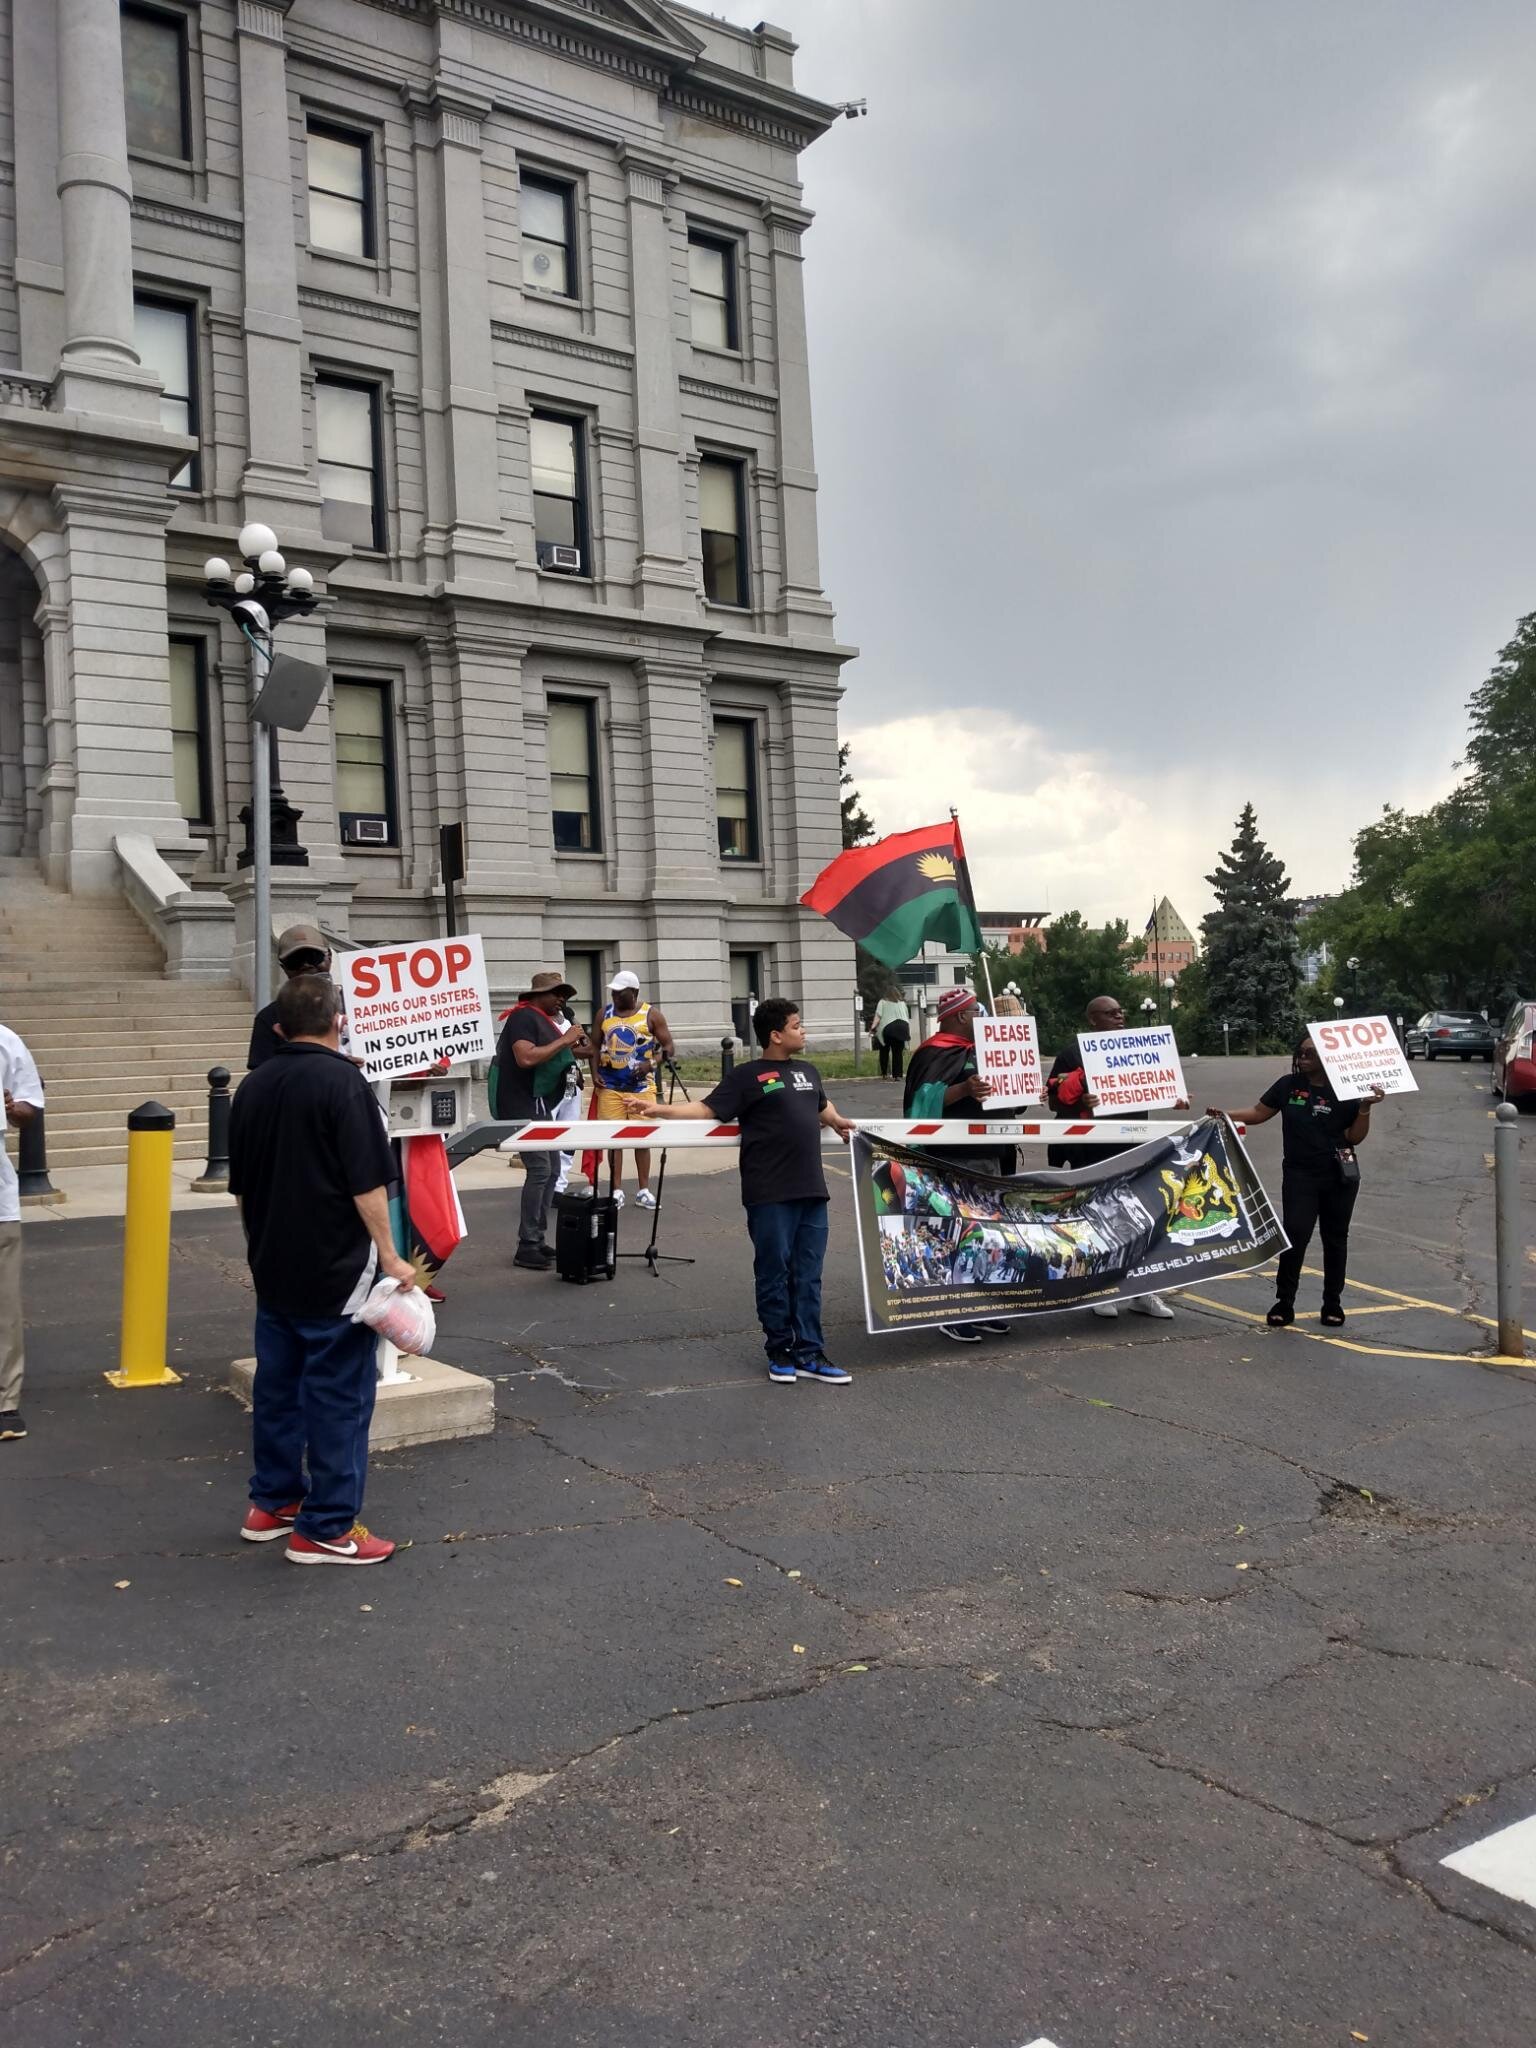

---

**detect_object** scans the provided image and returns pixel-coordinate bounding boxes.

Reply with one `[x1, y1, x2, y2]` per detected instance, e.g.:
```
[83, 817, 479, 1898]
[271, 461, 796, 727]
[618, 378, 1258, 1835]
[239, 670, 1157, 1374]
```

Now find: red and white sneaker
[285, 1522, 396, 1567]
[241, 1500, 301, 1543]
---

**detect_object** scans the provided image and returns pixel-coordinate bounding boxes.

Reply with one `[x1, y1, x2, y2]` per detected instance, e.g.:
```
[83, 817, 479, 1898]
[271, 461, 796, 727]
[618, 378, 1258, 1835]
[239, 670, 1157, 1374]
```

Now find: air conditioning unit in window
[537, 542, 583, 573]
[340, 813, 390, 845]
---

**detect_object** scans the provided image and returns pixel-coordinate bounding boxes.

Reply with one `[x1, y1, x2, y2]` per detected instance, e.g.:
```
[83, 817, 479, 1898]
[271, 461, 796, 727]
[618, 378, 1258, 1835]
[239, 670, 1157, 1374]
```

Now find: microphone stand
[616, 1057, 696, 1276]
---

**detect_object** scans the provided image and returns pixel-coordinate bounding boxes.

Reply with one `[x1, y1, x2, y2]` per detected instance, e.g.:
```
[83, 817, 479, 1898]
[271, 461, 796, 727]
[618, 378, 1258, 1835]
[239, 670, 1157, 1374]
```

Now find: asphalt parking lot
[4, 1055, 1536, 2048]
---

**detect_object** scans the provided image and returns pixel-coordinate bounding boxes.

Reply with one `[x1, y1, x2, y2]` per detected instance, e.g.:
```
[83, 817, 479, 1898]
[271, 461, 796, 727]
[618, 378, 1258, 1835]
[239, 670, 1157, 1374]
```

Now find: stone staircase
[0, 860, 253, 1171]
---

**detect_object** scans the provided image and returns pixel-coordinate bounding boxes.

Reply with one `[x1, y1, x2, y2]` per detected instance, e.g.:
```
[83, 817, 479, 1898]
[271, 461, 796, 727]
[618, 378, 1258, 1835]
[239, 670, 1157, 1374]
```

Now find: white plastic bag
[353, 1275, 436, 1357]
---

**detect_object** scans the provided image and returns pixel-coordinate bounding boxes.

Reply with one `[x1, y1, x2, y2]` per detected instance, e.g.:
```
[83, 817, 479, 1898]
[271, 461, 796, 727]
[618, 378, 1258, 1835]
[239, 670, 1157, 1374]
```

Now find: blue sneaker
[767, 1358, 798, 1384]
[796, 1358, 852, 1384]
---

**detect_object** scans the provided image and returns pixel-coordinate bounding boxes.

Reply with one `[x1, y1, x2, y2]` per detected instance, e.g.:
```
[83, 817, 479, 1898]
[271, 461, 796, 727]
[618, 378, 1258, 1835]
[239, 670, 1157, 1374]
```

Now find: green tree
[1200, 804, 1300, 1053]
[972, 912, 1145, 1056]
[839, 742, 875, 849]
[1465, 610, 1536, 794]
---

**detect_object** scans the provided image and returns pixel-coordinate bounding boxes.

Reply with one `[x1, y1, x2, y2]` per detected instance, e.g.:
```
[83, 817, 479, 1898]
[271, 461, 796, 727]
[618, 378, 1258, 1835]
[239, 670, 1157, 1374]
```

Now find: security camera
[231, 598, 271, 635]
[837, 98, 868, 119]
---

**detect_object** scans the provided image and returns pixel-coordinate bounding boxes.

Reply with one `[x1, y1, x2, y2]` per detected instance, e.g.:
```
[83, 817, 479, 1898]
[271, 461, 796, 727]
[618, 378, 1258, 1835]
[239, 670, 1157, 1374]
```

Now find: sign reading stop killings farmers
[976, 1014, 1044, 1101]
[1307, 1014, 1418, 1100]
[335, 935, 495, 1079]
[1077, 1024, 1188, 1115]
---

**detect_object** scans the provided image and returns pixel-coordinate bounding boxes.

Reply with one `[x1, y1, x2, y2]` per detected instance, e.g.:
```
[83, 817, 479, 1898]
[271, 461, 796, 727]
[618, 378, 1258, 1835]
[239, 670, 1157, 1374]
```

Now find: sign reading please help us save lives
[975, 1014, 1044, 1102]
[335, 934, 496, 1080]
[1076, 1023, 1188, 1115]
[1307, 1014, 1418, 1100]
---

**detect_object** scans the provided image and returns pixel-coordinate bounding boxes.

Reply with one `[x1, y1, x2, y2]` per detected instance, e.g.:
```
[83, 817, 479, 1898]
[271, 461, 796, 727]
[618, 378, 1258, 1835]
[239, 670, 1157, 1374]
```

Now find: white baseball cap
[609, 969, 641, 992]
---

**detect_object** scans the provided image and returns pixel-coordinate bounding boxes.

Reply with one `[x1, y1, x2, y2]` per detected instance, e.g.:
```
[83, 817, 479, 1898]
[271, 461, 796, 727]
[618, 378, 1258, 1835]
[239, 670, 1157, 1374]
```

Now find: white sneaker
[634, 1188, 657, 1210]
[612, 1188, 625, 1209]
[1130, 1293, 1175, 1319]
[1091, 1304, 1120, 1320]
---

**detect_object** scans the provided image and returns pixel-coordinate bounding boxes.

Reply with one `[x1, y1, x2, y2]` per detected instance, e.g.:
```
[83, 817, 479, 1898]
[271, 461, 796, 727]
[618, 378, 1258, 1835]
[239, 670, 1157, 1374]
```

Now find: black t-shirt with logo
[1259, 1074, 1362, 1177]
[705, 1057, 828, 1206]
[228, 1042, 396, 1317]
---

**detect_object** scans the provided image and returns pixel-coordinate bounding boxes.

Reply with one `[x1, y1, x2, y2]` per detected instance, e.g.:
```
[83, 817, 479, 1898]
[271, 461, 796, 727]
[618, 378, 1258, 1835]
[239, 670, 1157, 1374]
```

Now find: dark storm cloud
[711, 0, 1536, 917]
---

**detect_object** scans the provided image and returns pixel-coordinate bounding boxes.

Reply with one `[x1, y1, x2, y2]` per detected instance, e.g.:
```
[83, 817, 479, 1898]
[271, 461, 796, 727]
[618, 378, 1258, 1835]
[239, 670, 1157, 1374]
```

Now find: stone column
[777, 673, 848, 1035]
[235, 0, 323, 534]
[14, 0, 65, 374]
[53, 0, 160, 420]
[48, 483, 192, 891]
[762, 204, 835, 637]
[408, 83, 514, 591]
[619, 147, 697, 617]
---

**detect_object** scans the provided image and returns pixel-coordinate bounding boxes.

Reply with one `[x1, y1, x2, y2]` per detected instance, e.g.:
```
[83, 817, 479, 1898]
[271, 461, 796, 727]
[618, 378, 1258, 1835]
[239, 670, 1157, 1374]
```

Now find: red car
[1493, 1000, 1536, 1110]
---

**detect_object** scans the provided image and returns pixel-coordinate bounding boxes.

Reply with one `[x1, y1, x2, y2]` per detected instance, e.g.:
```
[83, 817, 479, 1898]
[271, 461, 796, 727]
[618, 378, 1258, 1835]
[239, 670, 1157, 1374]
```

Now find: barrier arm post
[106, 1102, 182, 1389]
[1494, 1103, 1526, 1361]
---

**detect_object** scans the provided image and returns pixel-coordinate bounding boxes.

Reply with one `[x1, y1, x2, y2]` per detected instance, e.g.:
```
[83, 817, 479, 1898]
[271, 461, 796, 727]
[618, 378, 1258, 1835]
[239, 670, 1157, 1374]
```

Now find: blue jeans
[745, 1198, 829, 1365]
[250, 1306, 379, 1540]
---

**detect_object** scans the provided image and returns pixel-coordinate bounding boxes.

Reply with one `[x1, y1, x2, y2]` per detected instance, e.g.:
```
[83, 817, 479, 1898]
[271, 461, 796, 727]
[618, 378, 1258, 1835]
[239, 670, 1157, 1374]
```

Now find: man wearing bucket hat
[495, 971, 591, 1270]
[247, 924, 333, 1070]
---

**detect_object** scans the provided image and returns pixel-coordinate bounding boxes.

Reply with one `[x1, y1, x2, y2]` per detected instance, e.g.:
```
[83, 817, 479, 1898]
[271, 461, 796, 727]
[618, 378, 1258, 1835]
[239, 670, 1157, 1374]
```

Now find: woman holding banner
[1209, 1038, 1384, 1328]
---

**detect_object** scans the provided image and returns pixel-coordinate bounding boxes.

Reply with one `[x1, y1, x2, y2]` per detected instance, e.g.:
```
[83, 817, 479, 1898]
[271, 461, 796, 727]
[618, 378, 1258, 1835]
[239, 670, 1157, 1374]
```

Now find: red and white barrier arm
[447, 1115, 1237, 1164]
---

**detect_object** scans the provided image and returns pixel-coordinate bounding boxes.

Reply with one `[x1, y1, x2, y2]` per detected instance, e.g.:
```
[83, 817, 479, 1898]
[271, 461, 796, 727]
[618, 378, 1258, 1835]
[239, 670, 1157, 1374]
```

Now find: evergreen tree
[1200, 805, 1300, 1053]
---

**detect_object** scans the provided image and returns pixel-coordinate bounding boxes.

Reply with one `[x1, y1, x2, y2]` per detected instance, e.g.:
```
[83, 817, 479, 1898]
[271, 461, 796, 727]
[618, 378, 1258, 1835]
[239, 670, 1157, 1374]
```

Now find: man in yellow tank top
[591, 970, 676, 1209]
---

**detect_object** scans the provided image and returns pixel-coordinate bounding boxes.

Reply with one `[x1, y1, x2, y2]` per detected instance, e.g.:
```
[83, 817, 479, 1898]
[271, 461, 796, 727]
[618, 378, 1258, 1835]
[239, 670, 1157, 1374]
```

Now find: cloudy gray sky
[711, 0, 1536, 928]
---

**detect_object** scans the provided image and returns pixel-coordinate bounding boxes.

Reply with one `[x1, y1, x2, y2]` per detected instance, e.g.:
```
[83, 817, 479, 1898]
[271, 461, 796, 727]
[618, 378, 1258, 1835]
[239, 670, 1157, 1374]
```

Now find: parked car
[1493, 1001, 1536, 1109]
[1403, 1010, 1496, 1062]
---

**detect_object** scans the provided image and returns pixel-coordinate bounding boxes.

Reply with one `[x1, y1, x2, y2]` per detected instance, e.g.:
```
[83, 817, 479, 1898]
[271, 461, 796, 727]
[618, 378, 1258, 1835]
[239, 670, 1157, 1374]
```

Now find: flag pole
[951, 806, 995, 1011]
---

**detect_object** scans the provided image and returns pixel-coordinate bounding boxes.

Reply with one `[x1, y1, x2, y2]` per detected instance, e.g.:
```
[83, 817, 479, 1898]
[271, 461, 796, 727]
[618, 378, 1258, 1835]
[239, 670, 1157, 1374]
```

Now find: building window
[133, 294, 198, 488]
[521, 172, 576, 297]
[729, 950, 763, 1047]
[713, 717, 759, 862]
[530, 411, 588, 570]
[548, 696, 599, 853]
[307, 120, 375, 260]
[121, 3, 190, 161]
[316, 376, 383, 550]
[689, 232, 739, 350]
[699, 456, 748, 607]
[168, 637, 210, 825]
[563, 949, 602, 1033]
[333, 680, 397, 842]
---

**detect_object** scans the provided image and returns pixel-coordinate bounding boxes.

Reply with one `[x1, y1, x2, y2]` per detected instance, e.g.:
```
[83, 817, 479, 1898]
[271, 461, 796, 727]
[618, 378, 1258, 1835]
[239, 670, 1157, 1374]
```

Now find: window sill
[536, 569, 594, 587]
[306, 246, 382, 275]
[129, 146, 198, 175]
[553, 849, 606, 862]
[521, 286, 586, 310]
[691, 342, 745, 364]
[704, 601, 753, 616]
[720, 859, 764, 873]
[342, 842, 401, 855]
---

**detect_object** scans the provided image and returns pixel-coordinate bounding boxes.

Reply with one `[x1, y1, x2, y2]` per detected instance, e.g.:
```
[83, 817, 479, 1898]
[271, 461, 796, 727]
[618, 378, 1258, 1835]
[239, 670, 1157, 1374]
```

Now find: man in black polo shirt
[627, 997, 857, 1386]
[229, 974, 416, 1566]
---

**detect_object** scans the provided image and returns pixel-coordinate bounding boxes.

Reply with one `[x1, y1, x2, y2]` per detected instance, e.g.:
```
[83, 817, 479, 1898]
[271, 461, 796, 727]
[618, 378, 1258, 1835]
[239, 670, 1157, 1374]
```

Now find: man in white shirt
[0, 1022, 45, 1440]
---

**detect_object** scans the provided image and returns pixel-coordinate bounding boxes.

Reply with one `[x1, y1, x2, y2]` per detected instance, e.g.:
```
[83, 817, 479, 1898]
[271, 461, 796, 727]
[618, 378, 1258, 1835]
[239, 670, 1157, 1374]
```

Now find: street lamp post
[1332, 995, 1345, 1014]
[1140, 995, 1157, 1019]
[202, 525, 319, 1010]
[1162, 973, 1175, 1021]
[1346, 956, 1360, 1009]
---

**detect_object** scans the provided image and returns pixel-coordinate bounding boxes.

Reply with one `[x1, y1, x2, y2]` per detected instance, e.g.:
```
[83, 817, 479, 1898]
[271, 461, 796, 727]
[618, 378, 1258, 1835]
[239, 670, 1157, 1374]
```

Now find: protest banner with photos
[1076, 1024, 1187, 1115]
[851, 1119, 1284, 1334]
[336, 934, 495, 1079]
[976, 1014, 1043, 1102]
[1307, 1014, 1418, 1100]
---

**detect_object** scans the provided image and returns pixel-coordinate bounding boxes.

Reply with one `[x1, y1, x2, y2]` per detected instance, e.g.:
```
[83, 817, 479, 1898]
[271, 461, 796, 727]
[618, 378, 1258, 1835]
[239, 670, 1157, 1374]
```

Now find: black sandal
[1320, 1302, 1345, 1328]
[1266, 1301, 1294, 1327]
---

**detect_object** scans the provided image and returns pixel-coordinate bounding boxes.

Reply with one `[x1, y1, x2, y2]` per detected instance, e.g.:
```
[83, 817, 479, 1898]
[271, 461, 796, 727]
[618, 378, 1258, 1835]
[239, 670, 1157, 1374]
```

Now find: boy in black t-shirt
[626, 998, 858, 1385]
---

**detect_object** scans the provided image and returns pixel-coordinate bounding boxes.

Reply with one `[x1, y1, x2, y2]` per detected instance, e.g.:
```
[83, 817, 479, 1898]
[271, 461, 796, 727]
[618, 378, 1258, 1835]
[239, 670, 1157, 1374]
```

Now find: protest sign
[1077, 1024, 1187, 1115]
[336, 934, 495, 1080]
[975, 1014, 1043, 1102]
[1308, 1014, 1418, 1100]
[850, 1120, 1285, 1334]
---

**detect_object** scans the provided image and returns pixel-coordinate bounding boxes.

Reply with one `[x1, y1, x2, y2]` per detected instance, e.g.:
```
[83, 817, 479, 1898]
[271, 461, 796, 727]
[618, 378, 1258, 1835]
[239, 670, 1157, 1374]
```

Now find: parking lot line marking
[1179, 1292, 1534, 1369]
[1328, 1304, 1417, 1317]
[1298, 1267, 1536, 1342]
[1441, 1812, 1536, 1908]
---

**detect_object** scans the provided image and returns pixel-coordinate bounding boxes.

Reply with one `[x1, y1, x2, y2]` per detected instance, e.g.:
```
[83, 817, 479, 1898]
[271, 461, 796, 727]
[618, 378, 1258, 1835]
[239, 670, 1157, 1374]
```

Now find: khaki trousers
[0, 1221, 22, 1410]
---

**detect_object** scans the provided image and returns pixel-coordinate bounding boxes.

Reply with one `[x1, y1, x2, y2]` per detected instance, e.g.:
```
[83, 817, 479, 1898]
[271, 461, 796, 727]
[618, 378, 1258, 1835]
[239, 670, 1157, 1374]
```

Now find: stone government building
[0, 0, 855, 1044]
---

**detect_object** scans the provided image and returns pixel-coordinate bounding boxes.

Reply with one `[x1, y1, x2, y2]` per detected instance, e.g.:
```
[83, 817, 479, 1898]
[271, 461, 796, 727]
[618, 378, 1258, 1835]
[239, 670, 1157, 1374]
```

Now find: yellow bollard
[105, 1102, 183, 1389]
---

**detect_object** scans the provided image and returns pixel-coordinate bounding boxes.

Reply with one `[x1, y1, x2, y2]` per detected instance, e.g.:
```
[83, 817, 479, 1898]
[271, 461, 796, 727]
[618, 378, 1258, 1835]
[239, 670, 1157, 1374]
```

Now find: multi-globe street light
[202, 524, 320, 1008]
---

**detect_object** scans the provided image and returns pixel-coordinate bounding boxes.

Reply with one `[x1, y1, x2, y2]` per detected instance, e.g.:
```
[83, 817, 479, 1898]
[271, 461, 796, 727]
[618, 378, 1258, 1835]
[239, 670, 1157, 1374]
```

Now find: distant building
[979, 910, 1049, 956]
[1130, 897, 1197, 981]
[1293, 893, 1333, 984]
